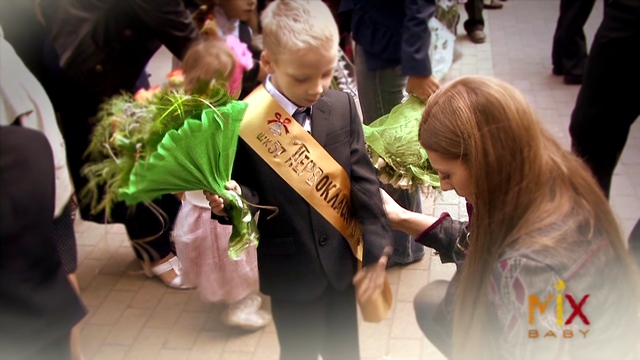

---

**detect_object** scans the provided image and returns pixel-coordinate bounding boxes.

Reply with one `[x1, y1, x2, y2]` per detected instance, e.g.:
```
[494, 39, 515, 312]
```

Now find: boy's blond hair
[260, 0, 339, 56]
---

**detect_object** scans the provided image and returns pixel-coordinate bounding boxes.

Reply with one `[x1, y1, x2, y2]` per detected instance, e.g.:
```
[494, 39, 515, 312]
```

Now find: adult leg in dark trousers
[414, 280, 453, 358]
[269, 285, 360, 360]
[551, 0, 596, 85]
[0, 127, 85, 360]
[464, 0, 486, 44]
[355, 44, 425, 267]
[569, 1, 640, 266]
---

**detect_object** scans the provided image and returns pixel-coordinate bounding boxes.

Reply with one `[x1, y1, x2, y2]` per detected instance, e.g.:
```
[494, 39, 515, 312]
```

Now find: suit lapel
[311, 94, 331, 145]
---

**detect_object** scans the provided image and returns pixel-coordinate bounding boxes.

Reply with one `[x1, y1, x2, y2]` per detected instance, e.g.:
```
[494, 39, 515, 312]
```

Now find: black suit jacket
[227, 90, 392, 302]
[40, 0, 200, 97]
[350, 0, 435, 76]
[238, 22, 262, 100]
[0, 126, 86, 358]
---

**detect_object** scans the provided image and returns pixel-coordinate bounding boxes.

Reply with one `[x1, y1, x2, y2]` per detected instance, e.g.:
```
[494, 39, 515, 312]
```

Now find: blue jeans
[354, 44, 425, 266]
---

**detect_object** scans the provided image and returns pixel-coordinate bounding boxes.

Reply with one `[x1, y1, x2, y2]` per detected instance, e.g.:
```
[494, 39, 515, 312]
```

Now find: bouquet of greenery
[330, 46, 441, 191]
[363, 95, 441, 191]
[81, 75, 258, 259]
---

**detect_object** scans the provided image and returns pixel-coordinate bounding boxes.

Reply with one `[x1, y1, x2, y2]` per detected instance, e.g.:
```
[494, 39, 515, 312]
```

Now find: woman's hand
[380, 189, 406, 229]
[381, 189, 439, 238]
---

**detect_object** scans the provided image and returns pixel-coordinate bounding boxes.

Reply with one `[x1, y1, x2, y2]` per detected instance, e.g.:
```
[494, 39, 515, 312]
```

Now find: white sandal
[143, 255, 193, 289]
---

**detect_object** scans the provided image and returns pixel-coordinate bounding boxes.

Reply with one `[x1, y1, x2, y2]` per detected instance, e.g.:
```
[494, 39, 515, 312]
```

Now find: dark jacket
[218, 90, 392, 302]
[350, 0, 436, 76]
[40, 0, 200, 97]
[238, 21, 262, 100]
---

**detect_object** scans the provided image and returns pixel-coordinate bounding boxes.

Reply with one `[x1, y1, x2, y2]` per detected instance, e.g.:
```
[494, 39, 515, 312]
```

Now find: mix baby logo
[528, 279, 590, 339]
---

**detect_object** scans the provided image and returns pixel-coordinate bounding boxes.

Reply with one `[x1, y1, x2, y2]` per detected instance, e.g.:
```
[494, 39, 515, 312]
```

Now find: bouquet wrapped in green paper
[363, 95, 441, 191]
[81, 80, 258, 259]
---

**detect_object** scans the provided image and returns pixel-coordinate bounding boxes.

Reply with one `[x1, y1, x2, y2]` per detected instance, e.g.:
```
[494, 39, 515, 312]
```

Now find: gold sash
[239, 86, 392, 322]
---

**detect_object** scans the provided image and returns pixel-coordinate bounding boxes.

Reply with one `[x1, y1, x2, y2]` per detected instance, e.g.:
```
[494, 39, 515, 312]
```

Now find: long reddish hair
[419, 75, 639, 359]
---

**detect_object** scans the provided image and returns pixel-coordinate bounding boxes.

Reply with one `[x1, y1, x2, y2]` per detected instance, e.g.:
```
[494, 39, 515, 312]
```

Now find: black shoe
[563, 74, 583, 85]
[552, 66, 563, 76]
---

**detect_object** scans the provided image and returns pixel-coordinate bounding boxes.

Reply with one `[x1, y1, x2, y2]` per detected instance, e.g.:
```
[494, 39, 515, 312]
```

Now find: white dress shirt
[264, 75, 312, 132]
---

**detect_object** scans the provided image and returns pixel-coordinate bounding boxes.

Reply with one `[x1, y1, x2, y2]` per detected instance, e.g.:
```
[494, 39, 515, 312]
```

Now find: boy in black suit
[205, 0, 392, 359]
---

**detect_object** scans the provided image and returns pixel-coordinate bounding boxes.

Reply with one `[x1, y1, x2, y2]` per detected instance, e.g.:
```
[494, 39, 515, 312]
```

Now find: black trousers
[464, 0, 485, 33]
[569, 1, 640, 198]
[42, 40, 179, 262]
[552, 0, 597, 76]
[25, 332, 72, 360]
[569, 1, 640, 264]
[270, 284, 360, 360]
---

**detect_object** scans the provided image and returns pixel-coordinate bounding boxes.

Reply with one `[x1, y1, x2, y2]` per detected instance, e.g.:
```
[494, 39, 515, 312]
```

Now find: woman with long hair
[377, 75, 640, 359]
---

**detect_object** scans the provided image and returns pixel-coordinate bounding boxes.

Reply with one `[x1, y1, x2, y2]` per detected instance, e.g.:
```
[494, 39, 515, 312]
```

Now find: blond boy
[207, 1, 392, 358]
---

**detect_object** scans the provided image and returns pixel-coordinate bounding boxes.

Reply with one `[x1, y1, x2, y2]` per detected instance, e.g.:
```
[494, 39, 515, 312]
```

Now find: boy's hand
[353, 246, 393, 302]
[406, 74, 440, 102]
[204, 180, 241, 216]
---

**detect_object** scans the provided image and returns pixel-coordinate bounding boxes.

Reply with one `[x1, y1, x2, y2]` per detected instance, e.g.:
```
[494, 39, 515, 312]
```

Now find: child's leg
[319, 284, 359, 360]
[270, 296, 325, 360]
[174, 200, 256, 299]
[174, 199, 271, 330]
[270, 285, 360, 360]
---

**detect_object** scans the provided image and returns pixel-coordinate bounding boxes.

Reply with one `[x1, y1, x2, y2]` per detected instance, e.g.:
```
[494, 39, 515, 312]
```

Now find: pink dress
[173, 191, 259, 304]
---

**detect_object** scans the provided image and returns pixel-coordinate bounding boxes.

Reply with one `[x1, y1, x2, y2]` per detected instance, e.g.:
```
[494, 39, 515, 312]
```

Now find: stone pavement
[73, 1, 640, 359]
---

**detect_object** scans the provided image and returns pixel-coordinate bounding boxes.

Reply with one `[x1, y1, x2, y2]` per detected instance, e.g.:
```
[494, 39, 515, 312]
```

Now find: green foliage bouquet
[81, 77, 258, 259]
[330, 51, 440, 191]
[363, 95, 441, 191]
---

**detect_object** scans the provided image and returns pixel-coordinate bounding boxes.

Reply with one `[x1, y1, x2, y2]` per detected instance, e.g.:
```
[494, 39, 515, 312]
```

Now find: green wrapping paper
[363, 95, 441, 191]
[117, 102, 258, 259]
[119, 103, 244, 203]
[81, 86, 258, 259]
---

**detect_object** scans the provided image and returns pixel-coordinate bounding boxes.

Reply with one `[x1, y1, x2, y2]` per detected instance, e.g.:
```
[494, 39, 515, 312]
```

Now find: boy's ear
[260, 50, 276, 75]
